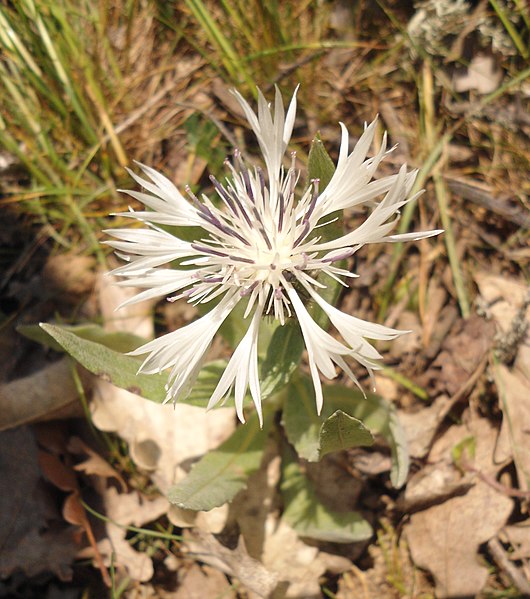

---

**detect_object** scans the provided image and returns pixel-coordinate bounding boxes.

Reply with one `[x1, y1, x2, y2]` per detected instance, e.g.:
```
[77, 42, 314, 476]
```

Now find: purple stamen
[294, 220, 310, 247]
[191, 243, 228, 258]
[250, 205, 273, 250]
[185, 185, 209, 215]
[210, 175, 236, 213]
[256, 167, 266, 197]
[225, 183, 252, 227]
[217, 222, 251, 246]
[322, 248, 356, 263]
[240, 281, 259, 296]
[305, 178, 320, 221]
[278, 192, 285, 232]
[229, 255, 255, 264]
[238, 160, 254, 202]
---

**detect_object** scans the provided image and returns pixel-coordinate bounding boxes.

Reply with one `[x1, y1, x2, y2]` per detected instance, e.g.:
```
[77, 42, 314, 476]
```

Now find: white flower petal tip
[106, 86, 440, 422]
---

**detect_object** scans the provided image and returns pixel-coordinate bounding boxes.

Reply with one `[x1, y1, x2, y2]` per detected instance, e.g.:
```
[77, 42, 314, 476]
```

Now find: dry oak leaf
[407, 483, 512, 598]
[68, 436, 127, 492]
[431, 315, 495, 395]
[38, 446, 111, 586]
[79, 487, 168, 583]
[406, 418, 514, 598]
[494, 363, 530, 491]
[173, 563, 236, 599]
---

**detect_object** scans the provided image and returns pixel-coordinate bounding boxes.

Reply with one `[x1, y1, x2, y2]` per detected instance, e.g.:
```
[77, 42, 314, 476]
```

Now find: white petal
[207, 300, 263, 424]
[129, 292, 240, 402]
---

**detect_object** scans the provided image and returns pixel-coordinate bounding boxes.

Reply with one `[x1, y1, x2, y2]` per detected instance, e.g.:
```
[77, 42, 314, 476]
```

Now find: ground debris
[0, 427, 78, 582]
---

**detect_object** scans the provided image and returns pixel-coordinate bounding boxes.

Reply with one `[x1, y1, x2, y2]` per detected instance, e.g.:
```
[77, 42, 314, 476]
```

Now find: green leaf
[20, 323, 147, 353]
[217, 299, 252, 350]
[282, 374, 409, 487]
[307, 133, 342, 247]
[37, 324, 234, 409]
[319, 410, 374, 459]
[307, 133, 336, 193]
[281, 449, 372, 543]
[185, 359, 228, 408]
[168, 408, 273, 511]
[260, 319, 304, 399]
[306, 134, 345, 331]
[40, 323, 168, 401]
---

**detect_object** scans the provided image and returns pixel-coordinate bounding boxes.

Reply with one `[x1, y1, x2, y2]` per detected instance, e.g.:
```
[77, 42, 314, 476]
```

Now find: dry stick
[445, 178, 530, 229]
[463, 462, 530, 500]
[487, 537, 530, 597]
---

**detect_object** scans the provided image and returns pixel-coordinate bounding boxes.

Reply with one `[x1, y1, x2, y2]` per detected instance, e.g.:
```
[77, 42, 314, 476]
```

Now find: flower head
[106, 87, 441, 424]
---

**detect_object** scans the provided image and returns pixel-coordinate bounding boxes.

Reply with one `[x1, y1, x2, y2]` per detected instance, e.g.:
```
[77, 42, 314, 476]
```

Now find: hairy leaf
[319, 410, 374, 459]
[168, 408, 272, 511]
[283, 374, 409, 487]
[281, 449, 372, 543]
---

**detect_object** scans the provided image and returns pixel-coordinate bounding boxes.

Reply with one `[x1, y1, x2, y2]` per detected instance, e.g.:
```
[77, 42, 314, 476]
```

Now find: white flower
[106, 87, 441, 425]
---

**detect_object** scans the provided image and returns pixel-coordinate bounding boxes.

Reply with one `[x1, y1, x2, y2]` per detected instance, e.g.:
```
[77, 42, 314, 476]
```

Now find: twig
[464, 462, 530, 499]
[488, 537, 530, 596]
[445, 178, 530, 229]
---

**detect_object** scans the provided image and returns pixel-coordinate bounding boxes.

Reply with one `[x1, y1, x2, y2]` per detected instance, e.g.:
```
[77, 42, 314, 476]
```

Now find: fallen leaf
[399, 395, 451, 459]
[0, 358, 88, 431]
[80, 487, 168, 583]
[475, 271, 530, 488]
[494, 364, 530, 491]
[0, 427, 77, 581]
[37, 437, 111, 587]
[173, 563, 235, 599]
[261, 519, 351, 598]
[429, 315, 495, 395]
[168, 503, 229, 534]
[475, 272, 529, 336]
[407, 483, 512, 597]
[68, 436, 127, 492]
[405, 417, 514, 597]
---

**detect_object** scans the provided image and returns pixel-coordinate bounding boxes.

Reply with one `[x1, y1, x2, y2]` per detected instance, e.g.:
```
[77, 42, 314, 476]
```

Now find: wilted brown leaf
[68, 436, 127, 492]
[0, 359, 88, 431]
[494, 364, 530, 491]
[173, 563, 236, 599]
[406, 417, 514, 597]
[407, 484, 513, 597]
[261, 519, 352, 598]
[38, 439, 111, 587]
[427, 315, 495, 395]
[80, 486, 168, 583]
[0, 427, 77, 581]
